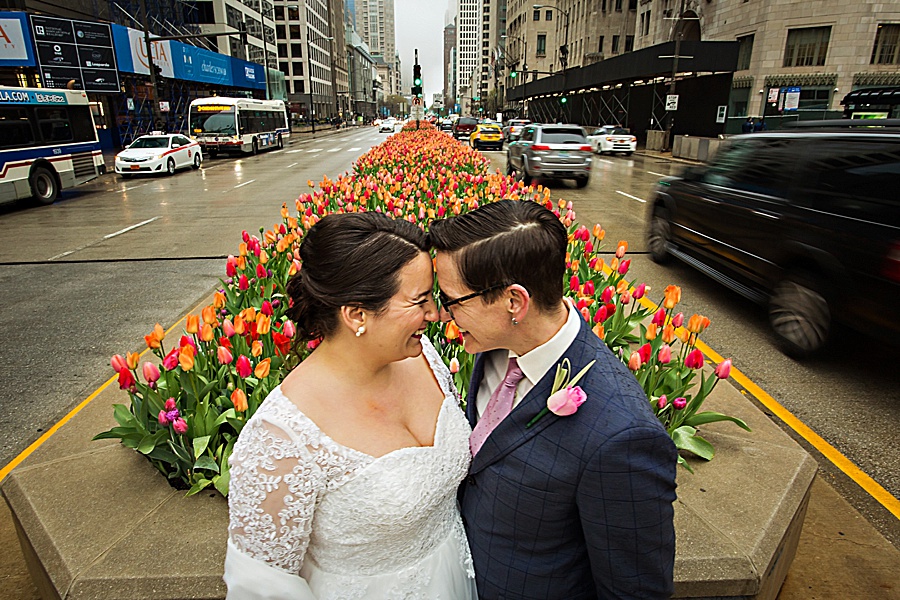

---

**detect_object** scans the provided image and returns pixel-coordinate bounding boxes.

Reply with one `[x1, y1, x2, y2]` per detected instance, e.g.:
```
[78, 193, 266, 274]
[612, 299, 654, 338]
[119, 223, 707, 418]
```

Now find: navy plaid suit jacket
[460, 319, 677, 600]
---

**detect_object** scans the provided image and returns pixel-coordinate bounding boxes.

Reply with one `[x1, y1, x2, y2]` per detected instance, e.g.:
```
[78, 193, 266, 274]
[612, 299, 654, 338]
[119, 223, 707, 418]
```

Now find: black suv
[647, 123, 900, 357]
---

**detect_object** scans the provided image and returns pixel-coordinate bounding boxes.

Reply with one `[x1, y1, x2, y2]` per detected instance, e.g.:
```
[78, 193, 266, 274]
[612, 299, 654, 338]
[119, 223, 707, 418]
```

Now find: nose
[438, 304, 452, 323]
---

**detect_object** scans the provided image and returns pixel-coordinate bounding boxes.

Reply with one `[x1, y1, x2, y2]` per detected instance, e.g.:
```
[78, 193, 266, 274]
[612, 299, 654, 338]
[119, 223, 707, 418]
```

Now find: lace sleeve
[227, 414, 324, 576]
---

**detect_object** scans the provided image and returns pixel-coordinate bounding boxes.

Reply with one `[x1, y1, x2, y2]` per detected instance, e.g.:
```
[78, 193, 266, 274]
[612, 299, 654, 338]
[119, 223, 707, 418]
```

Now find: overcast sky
[394, 0, 451, 102]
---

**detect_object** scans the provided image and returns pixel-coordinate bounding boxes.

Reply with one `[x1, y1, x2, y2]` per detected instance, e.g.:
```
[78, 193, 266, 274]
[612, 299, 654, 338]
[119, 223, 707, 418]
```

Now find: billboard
[29, 15, 119, 93]
[0, 11, 36, 67]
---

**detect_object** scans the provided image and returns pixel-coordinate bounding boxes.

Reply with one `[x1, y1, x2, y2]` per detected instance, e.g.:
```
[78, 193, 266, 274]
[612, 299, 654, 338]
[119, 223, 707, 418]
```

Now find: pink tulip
[222, 319, 235, 338]
[583, 280, 595, 296]
[673, 397, 688, 410]
[633, 283, 647, 299]
[657, 395, 668, 410]
[652, 308, 666, 326]
[584, 241, 594, 255]
[172, 418, 188, 435]
[547, 385, 587, 417]
[158, 410, 168, 426]
[618, 259, 631, 275]
[569, 275, 580, 292]
[226, 256, 236, 277]
[217, 346, 234, 365]
[657, 344, 672, 364]
[261, 300, 273, 316]
[165, 398, 177, 411]
[236, 355, 252, 378]
[593, 306, 608, 323]
[601, 286, 614, 304]
[142, 362, 160, 384]
[256, 264, 267, 279]
[628, 351, 642, 371]
[620, 291, 632, 305]
[283, 320, 296, 338]
[580, 307, 591, 322]
[685, 349, 705, 369]
[241, 230, 250, 243]
[162, 347, 179, 371]
[672, 312, 684, 328]
[449, 357, 460, 374]
[715, 358, 732, 380]
[110, 354, 127, 373]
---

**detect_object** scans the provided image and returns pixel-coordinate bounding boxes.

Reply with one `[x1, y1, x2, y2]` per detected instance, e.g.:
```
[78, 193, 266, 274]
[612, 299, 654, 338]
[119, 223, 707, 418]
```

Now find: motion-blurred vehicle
[587, 125, 636, 155]
[647, 124, 900, 357]
[503, 119, 531, 142]
[115, 134, 202, 177]
[452, 117, 478, 140]
[440, 119, 454, 132]
[506, 124, 592, 187]
[469, 124, 503, 150]
[379, 118, 396, 133]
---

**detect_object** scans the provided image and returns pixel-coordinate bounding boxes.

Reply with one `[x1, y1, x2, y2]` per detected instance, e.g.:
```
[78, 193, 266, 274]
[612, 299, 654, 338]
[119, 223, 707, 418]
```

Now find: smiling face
[366, 252, 439, 362]
[434, 251, 512, 355]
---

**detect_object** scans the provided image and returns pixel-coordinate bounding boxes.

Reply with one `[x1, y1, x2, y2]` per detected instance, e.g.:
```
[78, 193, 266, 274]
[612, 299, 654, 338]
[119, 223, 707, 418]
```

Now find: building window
[798, 87, 832, 109]
[629, 0, 637, 9]
[537, 34, 547, 56]
[598, 36, 604, 53]
[625, 35, 634, 52]
[273, 5, 284, 20]
[736, 34, 754, 70]
[612, 35, 620, 53]
[871, 24, 900, 65]
[278, 44, 287, 58]
[546, 10, 552, 20]
[602, 0, 607, 11]
[533, 9, 540, 20]
[615, 0, 622, 12]
[291, 43, 302, 57]
[783, 26, 831, 67]
[287, 5, 299, 20]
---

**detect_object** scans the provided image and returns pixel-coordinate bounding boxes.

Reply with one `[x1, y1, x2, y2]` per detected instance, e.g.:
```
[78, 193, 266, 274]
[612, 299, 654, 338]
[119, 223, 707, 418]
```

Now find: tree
[379, 94, 407, 117]
[483, 89, 502, 116]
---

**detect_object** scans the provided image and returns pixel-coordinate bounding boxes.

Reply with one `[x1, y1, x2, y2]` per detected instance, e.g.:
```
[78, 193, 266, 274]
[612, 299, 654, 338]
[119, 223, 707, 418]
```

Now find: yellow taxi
[469, 124, 504, 150]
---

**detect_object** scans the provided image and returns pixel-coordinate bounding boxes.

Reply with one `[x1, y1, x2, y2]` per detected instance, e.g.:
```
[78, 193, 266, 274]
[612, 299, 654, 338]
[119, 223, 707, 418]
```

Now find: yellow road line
[0, 317, 188, 485]
[636, 291, 900, 520]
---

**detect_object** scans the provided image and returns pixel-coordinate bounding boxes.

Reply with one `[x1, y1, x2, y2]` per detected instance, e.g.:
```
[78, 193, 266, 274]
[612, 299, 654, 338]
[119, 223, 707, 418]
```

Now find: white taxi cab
[115, 134, 203, 178]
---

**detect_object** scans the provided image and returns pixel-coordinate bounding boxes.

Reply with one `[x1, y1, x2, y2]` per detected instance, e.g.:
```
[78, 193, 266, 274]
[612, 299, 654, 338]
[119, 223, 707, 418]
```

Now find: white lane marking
[597, 158, 615, 164]
[647, 171, 668, 177]
[269, 149, 284, 154]
[287, 149, 303, 153]
[122, 183, 148, 191]
[327, 147, 342, 152]
[287, 162, 298, 168]
[347, 147, 361, 152]
[616, 190, 647, 203]
[234, 179, 257, 189]
[48, 216, 161, 260]
[307, 148, 323, 153]
[104, 216, 161, 239]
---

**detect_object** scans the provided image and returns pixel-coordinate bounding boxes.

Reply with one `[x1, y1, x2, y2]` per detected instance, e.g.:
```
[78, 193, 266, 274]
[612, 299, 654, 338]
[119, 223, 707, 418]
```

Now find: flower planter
[2, 360, 814, 600]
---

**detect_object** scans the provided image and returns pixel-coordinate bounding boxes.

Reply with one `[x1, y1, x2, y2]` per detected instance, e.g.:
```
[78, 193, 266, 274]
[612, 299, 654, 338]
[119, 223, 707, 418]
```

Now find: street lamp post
[305, 31, 334, 135]
[534, 4, 569, 120]
[258, 3, 272, 100]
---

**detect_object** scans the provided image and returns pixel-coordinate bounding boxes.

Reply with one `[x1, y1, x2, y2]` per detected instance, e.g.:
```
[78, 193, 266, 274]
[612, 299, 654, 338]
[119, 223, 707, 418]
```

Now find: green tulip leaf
[672, 426, 715, 461]
[185, 478, 212, 497]
[684, 411, 752, 431]
[193, 456, 220, 473]
[193, 435, 211, 458]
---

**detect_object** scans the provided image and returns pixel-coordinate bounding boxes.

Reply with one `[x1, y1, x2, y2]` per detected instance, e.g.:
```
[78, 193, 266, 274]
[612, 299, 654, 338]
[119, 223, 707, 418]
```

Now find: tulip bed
[96, 121, 748, 496]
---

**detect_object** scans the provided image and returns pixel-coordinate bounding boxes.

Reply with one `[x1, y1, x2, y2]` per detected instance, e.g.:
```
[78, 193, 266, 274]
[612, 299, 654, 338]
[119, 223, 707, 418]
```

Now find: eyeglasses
[437, 282, 511, 320]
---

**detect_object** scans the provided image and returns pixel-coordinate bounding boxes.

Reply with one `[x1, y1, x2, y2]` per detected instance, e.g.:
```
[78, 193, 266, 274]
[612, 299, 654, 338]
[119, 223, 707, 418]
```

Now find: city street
[1, 128, 898, 553]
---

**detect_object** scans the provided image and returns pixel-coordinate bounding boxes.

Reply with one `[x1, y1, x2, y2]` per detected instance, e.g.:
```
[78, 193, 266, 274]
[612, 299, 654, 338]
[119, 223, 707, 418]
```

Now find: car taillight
[580, 145, 592, 152]
[532, 144, 551, 151]
[883, 241, 900, 282]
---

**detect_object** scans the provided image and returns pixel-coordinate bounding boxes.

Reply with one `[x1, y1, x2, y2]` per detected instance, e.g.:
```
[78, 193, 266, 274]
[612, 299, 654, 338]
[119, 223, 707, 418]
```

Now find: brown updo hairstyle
[286, 212, 429, 348]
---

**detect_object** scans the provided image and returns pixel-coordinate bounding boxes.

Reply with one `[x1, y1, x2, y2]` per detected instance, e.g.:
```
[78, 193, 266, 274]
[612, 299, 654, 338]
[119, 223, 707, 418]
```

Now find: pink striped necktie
[469, 357, 525, 456]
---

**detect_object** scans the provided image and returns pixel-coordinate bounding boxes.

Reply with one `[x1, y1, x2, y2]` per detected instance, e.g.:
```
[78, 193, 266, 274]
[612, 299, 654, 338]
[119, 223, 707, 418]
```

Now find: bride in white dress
[224, 213, 476, 600]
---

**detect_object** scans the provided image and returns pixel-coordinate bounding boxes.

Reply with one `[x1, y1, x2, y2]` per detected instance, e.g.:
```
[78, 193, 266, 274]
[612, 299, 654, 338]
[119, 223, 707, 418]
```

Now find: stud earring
[356, 326, 366, 337]
[511, 317, 519, 326]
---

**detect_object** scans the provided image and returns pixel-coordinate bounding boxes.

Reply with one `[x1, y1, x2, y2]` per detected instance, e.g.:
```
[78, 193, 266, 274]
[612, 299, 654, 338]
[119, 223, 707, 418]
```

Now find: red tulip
[638, 343, 652, 365]
[261, 300, 273, 316]
[652, 308, 666, 326]
[583, 280, 595, 296]
[236, 355, 252, 378]
[618, 259, 631, 275]
[601, 286, 614, 304]
[117, 369, 136, 391]
[238, 274, 249, 290]
[685, 349, 705, 369]
[162, 347, 179, 371]
[569, 275, 580, 292]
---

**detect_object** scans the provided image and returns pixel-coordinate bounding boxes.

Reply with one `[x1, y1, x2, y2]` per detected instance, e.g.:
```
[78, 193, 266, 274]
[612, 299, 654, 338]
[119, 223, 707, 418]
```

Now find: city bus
[188, 97, 290, 157]
[0, 86, 104, 205]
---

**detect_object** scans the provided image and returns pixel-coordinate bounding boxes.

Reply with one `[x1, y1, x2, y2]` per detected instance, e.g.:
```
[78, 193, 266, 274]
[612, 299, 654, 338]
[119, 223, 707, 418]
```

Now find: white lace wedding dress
[224, 337, 476, 600]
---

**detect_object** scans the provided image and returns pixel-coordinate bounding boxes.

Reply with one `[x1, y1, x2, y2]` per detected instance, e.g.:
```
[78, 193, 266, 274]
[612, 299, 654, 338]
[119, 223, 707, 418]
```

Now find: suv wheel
[575, 177, 589, 188]
[769, 273, 831, 358]
[648, 206, 671, 263]
[505, 158, 514, 176]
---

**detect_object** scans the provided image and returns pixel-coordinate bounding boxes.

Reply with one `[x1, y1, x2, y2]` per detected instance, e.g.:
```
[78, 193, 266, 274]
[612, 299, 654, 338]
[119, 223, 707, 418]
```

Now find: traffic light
[560, 44, 569, 68]
[560, 96, 568, 104]
[412, 63, 423, 98]
[510, 70, 517, 79]
[238, 21, 248, 46]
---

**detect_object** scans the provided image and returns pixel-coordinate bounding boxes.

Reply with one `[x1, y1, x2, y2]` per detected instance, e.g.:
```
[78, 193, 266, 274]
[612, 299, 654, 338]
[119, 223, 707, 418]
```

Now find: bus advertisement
[188, 97, 289, 157]
[0, 86, 104, 205]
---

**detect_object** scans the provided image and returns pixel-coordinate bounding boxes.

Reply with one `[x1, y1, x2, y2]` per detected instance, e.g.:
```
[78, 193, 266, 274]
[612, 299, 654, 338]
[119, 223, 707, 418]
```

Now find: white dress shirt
[476, 303, 582, 419]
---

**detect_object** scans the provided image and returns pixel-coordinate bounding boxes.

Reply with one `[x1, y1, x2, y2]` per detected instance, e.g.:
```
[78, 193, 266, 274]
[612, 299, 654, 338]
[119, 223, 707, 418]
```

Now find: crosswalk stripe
[307, 149, 322, 153]
[287, 149, 303, 153]
[347, 147, 361, 152]
[327, 148, 342, 152]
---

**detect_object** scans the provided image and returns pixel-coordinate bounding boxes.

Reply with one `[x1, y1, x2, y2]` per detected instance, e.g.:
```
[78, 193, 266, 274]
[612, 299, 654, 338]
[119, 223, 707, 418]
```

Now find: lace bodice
[227, 336, 474, 590]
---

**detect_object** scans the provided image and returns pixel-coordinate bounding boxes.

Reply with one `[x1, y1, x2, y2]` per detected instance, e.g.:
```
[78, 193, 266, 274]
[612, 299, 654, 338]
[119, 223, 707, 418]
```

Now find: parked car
[503, 119, 532, 142]
[506, 124, 592, 187]
[379, 118, 397, 133]
[647, 127, 900, 357]
[452, 117, 478, 139]
[115, 134, 202, 178]
[587, 125, 637, 155]
[469, 124, 503, 150]
[440, 119, 454, 132]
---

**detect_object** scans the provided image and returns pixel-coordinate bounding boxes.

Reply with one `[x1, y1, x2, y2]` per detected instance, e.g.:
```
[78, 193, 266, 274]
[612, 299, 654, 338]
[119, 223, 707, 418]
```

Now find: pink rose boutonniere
[526, 358, 596, 428]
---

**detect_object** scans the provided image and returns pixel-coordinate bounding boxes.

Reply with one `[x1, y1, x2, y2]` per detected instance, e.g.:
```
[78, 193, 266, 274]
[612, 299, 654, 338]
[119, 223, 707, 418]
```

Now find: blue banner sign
[0, 11, 36, 67]
[0, 88, 68, 104]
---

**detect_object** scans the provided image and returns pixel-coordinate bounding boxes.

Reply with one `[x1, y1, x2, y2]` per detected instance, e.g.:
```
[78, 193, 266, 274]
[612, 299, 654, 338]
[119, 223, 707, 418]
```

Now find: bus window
[69, 106, 98, 142]
[0, 107, 36, 148]
[36, 108, 73, 143]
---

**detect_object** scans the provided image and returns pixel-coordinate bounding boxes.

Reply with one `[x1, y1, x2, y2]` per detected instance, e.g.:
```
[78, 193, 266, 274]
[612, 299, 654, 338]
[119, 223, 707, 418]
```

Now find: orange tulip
[592, 257, 606, 273]
[662, 324, 676, 344]
[144, 329, 162, 349]
[663, 285, 682, 309]
[126, 351, 140, 370]
[185, 314, 200, 334]
[200, 323, 215, 342]
[213, 292, 226, 309]
[256, 313, 271, 335]
[251, 340, 263, 357]
[178, 345, 195, 371]
[592, 323, 605, 339]
[609, 257, 619, 273]
[445, 320, 461, 341]
[687, 314, 711, 334]
[238, 242, 248, 257]
[231, 389, 248, 412]
[241, 307, 257, 323]
[259, 250, 269, 265]
[254, 357, 271, 378]
[236, 255, 247, 270]
[202, 305, 218, 326]
[616, 240, 628, 258]
[645, 323, 658, 340]
[592, 224, 605, 240]
[616, 279, 629, 295]
[233, 315, 246, 335]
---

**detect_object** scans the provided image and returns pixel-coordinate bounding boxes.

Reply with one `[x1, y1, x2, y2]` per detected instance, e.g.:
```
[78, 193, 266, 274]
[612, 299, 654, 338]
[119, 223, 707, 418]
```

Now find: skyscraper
[352, 0, 397, 93]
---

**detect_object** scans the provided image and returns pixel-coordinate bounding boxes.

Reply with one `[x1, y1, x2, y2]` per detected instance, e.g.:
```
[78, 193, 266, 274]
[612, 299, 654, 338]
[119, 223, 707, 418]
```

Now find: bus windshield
[190, 107, 237, 135]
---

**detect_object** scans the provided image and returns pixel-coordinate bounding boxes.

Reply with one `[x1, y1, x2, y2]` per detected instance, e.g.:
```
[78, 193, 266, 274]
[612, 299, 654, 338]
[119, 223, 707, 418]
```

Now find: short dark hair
[286, 212, 428, 344]
[428, 200, 567, 311]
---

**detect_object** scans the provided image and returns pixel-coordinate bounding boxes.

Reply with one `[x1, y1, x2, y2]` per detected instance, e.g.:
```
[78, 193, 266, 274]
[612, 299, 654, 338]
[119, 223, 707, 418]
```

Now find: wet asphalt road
[1, 128, 897, 547]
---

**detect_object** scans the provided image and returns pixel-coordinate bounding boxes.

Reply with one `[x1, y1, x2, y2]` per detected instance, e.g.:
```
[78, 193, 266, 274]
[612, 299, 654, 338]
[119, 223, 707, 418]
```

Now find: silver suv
[506, 124, 592, 188]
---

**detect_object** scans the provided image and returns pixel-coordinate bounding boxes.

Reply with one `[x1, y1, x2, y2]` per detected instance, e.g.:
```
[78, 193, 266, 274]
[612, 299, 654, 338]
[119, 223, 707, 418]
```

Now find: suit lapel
[469, 323, 597, 475]
[466, 352, 487, 429]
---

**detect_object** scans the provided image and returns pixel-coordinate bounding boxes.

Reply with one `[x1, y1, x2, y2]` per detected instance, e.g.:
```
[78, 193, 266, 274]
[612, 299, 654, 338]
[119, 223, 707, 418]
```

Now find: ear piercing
[511, 317, 519, 326]
[356, 326, 366, 337]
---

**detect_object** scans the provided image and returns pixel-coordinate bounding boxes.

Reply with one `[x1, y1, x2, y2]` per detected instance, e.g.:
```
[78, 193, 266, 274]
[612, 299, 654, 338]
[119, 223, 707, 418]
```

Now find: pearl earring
[356, 326, 366, 337]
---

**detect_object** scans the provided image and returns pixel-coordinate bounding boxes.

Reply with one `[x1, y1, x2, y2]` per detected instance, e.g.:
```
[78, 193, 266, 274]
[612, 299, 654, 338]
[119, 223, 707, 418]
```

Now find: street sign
[412, 96, 422, 106]
[783, 86, 801, 111]
[411, 104, 425, 120]
[716, 105, 727, 123]
[665, 94, 679, 111]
